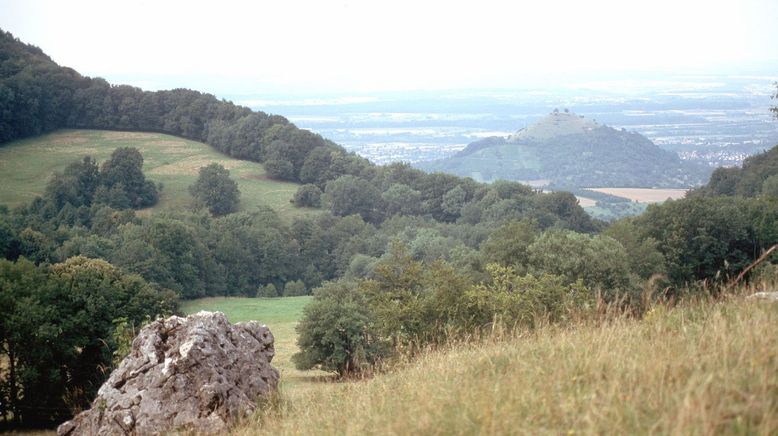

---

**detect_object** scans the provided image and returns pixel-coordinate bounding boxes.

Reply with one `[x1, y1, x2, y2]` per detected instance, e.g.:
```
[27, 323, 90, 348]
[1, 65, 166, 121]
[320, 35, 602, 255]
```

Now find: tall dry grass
[235, 287, 778, 435]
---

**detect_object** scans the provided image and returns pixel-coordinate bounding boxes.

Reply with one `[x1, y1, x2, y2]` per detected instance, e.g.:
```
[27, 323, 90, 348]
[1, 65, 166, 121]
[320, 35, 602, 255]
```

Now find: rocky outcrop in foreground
[58, 311, 279, 435]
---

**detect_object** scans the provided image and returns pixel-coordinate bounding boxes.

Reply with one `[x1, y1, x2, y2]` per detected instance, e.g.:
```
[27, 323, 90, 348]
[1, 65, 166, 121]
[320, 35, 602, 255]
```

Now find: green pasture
[0, 129, 316, 221]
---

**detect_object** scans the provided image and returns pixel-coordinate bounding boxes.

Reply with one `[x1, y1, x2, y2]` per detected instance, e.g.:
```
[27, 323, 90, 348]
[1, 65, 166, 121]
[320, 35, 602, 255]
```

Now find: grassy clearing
[179, 296, 333, 402]
[0, 129, 316, 221]
[237, 290, 778, 435]
[587, 187, 688, 203]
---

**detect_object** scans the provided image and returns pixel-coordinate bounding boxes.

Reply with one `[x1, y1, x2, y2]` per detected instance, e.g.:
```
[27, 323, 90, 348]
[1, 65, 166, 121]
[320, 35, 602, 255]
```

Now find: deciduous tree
[189, 163, 240, 216]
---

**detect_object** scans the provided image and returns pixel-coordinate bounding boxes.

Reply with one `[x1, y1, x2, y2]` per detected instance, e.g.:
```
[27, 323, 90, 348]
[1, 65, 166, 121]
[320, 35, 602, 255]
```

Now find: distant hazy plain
[232, 76, 778, 167]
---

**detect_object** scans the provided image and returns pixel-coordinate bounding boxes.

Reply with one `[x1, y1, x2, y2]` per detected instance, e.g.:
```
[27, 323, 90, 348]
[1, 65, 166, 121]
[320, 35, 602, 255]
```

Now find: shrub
[283, 280, 307, 296]
[264, 158, 295, 181]
[527, 229, 633, 300]
[257, 283, 279, 298]
[463, 264, 592, 330]
[293, 281, 387, 375]
[293, 184, 322, 208]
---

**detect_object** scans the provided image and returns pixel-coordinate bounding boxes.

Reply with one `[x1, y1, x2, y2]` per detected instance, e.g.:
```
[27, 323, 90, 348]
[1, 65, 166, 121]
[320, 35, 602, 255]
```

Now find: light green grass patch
[0, 129, 317, 222]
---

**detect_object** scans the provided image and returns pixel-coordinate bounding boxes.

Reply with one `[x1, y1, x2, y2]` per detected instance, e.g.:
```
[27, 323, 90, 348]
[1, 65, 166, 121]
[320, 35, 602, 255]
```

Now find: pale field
[587, 187, 688, 203]
[575, 196, 597, 207]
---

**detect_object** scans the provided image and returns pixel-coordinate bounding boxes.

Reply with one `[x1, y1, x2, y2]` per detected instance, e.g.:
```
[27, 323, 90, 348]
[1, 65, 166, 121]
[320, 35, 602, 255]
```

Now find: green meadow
[0, 129, 316, 221]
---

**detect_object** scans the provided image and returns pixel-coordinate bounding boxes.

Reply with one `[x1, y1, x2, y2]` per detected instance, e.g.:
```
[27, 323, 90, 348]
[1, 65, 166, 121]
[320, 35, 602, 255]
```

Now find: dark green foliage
[480, 220, 538, 268]
[17, 227, 55, 264]
[700, 145, 778, 197]
[44, 148, 157, 211]
[44, 157, 99, 208]
[93, 183, 132, 209]
[360, 243, 427, 347]
[634, 196, 778, 285]
[359, 243, 471, 346]
[264, 157, 295, 181]
[533, 191, 598, 233]
[110, 217, 220, 299]
[208, 210, 299, 296]
[325, 175, 383, 222]
[526, 230, 634, 299]
[294, 240, 600, 374]
[299, 146, 345, 187]
[381, 183, 422, 217]
[0, 256, 176, 428]
[603, 219, 666, 280]
[189, 163, 240, 216]
[763, 174, 778, 198]
[293, 184, 322, 208]
[293, 281, 387, 375]
[99, 147, 158, 208]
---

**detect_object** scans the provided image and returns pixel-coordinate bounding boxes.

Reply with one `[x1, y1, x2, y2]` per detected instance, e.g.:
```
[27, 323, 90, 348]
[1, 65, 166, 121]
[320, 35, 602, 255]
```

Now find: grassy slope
[179, 297, 332, 403]
[236, 292, 778, 435]
[0, 129, 316, 221]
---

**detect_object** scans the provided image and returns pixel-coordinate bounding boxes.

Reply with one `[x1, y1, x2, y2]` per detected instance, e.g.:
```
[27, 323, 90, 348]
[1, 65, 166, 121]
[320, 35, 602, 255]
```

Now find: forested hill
[699, 144, 778, 197]
[0, 29, 361, 187]
[417, 111, 712, 188]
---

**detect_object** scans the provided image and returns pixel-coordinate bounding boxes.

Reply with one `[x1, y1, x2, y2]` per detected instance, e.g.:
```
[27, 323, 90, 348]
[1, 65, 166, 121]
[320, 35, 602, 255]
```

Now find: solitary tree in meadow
[189, 163, 240, 216]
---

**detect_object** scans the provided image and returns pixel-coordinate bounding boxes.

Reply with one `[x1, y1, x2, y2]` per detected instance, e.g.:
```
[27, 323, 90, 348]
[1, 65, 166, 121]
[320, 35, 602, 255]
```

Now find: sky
[1, 0, 776, 94]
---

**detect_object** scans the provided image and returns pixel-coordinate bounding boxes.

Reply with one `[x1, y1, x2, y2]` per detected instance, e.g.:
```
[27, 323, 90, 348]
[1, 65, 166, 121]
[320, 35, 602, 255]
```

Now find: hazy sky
[1, 0, 776, 93]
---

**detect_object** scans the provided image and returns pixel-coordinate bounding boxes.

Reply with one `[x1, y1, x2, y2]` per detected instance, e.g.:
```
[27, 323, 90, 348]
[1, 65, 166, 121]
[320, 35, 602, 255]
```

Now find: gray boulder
[58, 311, 279, 435]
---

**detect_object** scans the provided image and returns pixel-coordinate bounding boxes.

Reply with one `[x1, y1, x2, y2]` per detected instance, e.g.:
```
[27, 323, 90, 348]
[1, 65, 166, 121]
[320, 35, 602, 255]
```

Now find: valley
[1, 19, 777, 435]
[238, 77, 778, 168]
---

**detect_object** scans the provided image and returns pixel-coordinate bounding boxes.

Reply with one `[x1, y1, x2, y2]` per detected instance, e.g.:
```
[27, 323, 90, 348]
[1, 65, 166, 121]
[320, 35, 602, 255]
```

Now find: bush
[256, 283, 279, 298]
[293, 281, 387, 375]
[463, 264, 592, 330]
[283, 280, 307, 296]
[189, 163, 240, 216]
[264, 158, 295, 181]
[293, 184, 322, 208]
[527, 229, 634, 300]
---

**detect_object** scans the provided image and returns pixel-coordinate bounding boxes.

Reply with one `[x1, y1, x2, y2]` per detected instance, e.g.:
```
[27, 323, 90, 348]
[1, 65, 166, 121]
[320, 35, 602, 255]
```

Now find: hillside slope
[418, 111, 711, 188]
[0, 129, 313, 220]
[701, 143, 778, 197]
[237, 293, 778, 435]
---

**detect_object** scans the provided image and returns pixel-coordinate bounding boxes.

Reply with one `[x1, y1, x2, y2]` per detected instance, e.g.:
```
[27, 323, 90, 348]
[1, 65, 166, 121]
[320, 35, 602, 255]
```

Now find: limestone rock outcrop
[58, 311, 279, 435]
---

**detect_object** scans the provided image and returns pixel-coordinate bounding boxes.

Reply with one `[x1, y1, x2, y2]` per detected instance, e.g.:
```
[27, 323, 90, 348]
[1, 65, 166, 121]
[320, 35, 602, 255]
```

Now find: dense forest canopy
[0, 28, 777, 429]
